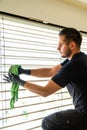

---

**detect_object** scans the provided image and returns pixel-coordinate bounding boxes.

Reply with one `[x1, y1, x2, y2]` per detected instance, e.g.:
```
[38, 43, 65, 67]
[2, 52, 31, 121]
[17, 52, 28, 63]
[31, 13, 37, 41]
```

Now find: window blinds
[1, 12, 85, 130]
[81, 33, 87, 53]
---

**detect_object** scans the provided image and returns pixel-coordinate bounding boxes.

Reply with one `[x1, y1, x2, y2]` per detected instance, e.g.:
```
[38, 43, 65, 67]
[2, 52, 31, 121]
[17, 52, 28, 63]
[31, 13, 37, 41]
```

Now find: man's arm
[4, 64, 63, 97]
[3, 71, 62, 97]
[31, 64, 62, 77]
[24, 79, 62, 97]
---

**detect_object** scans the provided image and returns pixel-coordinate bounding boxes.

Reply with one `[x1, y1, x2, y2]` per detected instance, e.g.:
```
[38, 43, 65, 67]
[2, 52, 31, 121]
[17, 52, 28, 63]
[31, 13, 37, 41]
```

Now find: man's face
[57, 35, 72, 58]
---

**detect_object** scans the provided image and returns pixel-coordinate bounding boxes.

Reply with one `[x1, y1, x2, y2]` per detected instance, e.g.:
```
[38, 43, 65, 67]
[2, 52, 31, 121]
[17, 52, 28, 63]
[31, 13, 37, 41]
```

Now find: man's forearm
[31, 68, 52, 77]
[31, 64, 62, 78]
[24, 80, 61, 97]
[24, 81, 46, 96]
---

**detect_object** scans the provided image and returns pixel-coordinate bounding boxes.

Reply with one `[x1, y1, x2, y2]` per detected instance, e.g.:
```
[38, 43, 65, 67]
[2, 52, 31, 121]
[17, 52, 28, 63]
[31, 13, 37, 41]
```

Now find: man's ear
[69, 41, 75, 50]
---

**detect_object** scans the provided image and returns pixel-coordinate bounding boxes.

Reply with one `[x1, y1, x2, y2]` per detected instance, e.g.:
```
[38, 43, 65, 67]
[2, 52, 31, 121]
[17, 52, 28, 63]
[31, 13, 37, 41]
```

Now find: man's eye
[60, 44, 63, 46]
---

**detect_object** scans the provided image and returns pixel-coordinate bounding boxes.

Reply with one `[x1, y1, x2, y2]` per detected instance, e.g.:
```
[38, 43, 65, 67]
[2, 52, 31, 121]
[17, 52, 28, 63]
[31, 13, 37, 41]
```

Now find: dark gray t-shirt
[52, 52, 87, 117]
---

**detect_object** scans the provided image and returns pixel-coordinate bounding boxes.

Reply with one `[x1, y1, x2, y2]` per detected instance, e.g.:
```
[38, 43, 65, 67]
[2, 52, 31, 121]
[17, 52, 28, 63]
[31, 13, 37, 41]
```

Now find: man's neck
[68, 50, 80, 60]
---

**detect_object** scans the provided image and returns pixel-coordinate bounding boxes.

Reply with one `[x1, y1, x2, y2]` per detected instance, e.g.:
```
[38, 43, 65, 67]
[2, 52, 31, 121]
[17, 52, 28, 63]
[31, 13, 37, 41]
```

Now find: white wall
[0, 0, 87, 31]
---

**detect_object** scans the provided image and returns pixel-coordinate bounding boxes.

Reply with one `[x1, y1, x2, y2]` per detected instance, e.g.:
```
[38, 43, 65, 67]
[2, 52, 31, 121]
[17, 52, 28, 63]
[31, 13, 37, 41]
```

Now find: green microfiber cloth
[9, 65, 21, 109]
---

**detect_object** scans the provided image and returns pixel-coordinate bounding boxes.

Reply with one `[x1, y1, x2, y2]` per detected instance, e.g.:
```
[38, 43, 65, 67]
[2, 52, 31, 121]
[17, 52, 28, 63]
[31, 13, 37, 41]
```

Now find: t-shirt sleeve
[51, 62, 72, 88]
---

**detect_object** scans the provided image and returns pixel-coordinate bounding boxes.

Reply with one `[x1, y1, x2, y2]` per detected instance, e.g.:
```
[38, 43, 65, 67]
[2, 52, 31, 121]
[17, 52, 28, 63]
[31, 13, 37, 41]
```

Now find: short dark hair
[59, 27, 82, 47]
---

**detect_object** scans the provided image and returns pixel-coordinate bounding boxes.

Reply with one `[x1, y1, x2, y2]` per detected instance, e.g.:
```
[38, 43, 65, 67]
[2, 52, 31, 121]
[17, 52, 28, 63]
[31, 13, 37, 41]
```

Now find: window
[81, 33, 87, 53]
[1, 12, 87, 130]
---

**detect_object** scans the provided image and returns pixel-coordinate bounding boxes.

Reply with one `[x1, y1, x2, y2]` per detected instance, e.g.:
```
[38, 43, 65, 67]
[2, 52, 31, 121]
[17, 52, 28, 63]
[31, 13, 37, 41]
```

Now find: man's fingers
[3, 78, 10, 82]
[3, 75, 9, 79]
[3, 75, 11, 82]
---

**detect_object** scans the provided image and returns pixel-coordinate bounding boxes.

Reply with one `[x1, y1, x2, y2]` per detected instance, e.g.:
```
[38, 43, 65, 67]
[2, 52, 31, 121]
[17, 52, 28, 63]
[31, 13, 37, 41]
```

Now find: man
[4, 28, 87, 130]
